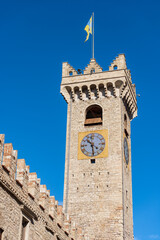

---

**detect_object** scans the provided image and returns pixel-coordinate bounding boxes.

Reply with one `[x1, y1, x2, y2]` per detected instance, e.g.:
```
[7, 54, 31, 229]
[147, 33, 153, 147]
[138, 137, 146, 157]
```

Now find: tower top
[61, 54, 137, 119]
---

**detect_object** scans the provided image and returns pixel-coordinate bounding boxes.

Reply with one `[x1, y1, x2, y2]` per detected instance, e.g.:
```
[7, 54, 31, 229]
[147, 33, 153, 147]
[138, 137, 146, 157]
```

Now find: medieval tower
[61, 54, 137, 240]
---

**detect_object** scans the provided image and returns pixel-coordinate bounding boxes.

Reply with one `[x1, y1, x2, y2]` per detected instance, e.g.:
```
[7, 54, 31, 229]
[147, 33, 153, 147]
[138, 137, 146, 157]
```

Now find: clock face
[80, 133, 105, 157]
[124, 137, 129, 165]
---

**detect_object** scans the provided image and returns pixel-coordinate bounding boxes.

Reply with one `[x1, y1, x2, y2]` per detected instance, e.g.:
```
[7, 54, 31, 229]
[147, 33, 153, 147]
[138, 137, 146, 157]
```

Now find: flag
[84, 15, 92, 42]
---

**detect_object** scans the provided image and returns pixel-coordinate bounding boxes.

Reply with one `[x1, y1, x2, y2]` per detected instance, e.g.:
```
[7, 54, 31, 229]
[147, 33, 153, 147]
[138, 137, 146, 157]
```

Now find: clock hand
[87, 139, 95, 148]
[91, 144, 94, 156]
[87, 139, 96, 154]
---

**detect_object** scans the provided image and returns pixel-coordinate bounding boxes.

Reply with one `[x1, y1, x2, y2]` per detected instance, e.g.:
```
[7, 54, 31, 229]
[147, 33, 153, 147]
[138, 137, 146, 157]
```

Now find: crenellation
[0, 134, 4, 164]
[57, 205, 65, 226]
[16, 158, 29, 191]
[2, 143, 17, 179]
[83, 58, 103, 74]
[63, 214, 71, 233]
[26, 165, 30, 174]
[61, 55, 137, 121]
[109, 54, 127, 71]
[62, 62, 78, 77]
[0, 136, 80, 240]
[28, 172, 40, 202]
[39, 185, 50, 212]
[49, 196, 56, 218]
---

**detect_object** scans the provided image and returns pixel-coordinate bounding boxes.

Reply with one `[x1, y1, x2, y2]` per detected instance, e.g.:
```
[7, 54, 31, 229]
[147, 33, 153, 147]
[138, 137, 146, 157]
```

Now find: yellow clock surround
[78, 129, 108, 160]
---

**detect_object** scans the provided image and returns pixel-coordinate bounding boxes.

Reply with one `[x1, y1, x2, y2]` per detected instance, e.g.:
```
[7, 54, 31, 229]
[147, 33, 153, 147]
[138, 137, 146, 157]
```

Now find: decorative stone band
[60, 55, 137, 120]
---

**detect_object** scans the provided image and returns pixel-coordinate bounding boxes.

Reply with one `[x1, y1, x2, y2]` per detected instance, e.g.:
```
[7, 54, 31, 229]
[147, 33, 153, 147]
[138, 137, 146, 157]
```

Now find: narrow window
[21, 216, 29, 240]
[91, 159, 95, 164]
[126, 190, 128, 198]
[85, 105, 102, 126]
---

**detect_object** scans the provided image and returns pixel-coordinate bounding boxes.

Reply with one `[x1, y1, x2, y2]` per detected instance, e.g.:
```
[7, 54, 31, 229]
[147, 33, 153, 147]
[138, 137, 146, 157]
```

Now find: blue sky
[0, 0, 160, 239]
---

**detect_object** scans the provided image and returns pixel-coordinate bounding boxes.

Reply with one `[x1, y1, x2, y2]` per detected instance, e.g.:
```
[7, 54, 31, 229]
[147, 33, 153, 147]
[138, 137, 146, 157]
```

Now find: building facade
[61, 54, 137, 240]
[0, 136, 82, 240]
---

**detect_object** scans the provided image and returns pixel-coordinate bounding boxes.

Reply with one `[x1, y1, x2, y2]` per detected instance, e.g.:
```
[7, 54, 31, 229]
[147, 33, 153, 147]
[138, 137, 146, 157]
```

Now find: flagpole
[92, 12, 94, 59]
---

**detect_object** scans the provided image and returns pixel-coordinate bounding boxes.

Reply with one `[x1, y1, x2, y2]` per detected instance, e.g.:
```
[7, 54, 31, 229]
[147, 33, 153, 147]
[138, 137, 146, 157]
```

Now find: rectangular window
[21, 216, 29, 240]
[91, 159, 95, 164]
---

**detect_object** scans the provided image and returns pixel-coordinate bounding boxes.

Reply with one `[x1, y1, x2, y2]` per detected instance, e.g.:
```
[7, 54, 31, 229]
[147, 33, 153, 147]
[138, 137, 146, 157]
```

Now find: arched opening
[124, 114, 129, 137]
[99, 84, 105, 98]
[91, 68, 95, 74]
[82, 85, 89, 100]
[77, 69, 82, 74]
[90, 84, 97, 99]
[69, 71, 73, 76]
[114, 65, 118, 70]
[74, 87, 80, 101]
[115, 80, 123, 97]
[107, 83, 114, 96]
[85, 105, 102, 126]
[115, 80, 123, 89]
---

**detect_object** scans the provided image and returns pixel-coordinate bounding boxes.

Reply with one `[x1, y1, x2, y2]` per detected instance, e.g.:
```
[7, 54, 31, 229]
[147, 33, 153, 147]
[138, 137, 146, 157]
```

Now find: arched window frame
[84, 104, 103, 126]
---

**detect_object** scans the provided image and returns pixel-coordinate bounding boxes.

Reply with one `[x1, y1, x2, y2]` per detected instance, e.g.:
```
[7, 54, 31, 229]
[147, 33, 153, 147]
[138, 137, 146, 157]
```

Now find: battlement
[61, 54, 137, 119]
[0, 134, 83, 240]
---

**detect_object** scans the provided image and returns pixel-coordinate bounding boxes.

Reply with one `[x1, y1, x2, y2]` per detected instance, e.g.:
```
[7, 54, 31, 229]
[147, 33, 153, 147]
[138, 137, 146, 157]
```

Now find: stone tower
[61, 54, 137, 240]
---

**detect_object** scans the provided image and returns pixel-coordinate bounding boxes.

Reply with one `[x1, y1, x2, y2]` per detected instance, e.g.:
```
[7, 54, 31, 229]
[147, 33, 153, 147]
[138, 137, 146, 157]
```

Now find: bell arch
[84, 104, 102, 126]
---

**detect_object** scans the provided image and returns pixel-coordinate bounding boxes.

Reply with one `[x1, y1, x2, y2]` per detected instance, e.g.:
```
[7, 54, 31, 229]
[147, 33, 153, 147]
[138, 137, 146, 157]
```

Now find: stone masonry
[0, 135, 83, 240]
[61, 54, 137, 240]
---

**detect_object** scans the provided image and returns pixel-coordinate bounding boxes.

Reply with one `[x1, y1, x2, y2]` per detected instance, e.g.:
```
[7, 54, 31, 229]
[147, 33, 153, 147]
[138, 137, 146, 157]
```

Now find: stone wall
[61, 55, 137, 240]
[0, 134, 82, 240]
[121, 104, 134, 240]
